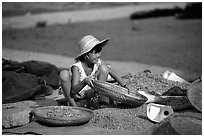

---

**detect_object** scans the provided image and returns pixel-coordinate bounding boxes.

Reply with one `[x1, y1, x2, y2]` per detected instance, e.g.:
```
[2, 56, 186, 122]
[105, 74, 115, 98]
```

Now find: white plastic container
[147, 103, 174, 123]
[162, 70, 188, 83]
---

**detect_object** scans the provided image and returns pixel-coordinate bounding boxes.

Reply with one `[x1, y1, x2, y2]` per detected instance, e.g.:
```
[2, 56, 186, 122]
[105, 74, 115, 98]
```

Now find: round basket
[32, 106, 93, 126]
[187, 80, 202, 112]
[92, 80, 147, 106]
[169, 114, 202, 135]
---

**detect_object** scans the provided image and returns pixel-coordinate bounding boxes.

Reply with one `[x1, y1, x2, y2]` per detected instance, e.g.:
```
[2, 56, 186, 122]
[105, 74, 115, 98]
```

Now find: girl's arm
[109, 67, 126, 87]
[71, 66, 93, 96]
[100, 59, 126, 87]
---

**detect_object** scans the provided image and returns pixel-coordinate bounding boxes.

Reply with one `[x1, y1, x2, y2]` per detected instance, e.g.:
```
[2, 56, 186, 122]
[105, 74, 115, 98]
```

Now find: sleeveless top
[71, 59, 112, 97]
[71, 59, 101, 96]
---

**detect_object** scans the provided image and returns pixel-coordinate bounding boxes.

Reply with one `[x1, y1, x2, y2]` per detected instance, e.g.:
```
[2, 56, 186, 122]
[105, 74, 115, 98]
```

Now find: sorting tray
[92, 80, 147, 106]
[169, 113, 202, 135]
[32, 106, 93, 126]
[187, 80, 202, 112]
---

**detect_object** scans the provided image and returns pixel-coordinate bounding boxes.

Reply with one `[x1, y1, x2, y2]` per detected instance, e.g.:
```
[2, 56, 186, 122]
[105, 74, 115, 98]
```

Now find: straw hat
[75, 35, 109, 60]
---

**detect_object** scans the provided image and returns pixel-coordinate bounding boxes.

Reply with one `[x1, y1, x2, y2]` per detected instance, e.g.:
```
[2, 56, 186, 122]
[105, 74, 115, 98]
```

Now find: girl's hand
[123, 84, 130, 94]
[83, 75, 95, 88]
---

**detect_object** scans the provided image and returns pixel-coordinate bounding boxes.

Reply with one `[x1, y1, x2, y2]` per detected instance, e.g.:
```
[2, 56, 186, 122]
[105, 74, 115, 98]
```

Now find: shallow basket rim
[32, 106, 94, 126]
[92, 80, 148, 106]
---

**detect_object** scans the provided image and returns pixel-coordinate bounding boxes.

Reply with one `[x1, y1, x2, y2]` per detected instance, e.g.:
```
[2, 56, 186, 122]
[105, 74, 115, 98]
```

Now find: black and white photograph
[2, 1, 202, 135]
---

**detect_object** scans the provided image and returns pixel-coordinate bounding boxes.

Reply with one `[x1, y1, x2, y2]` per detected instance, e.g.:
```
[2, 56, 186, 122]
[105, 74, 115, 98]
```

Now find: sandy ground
[2, 48, 186, 77]
[3, 2, 200, 79]
[2, 2, 202, 135]
[3, 16, 201, 81]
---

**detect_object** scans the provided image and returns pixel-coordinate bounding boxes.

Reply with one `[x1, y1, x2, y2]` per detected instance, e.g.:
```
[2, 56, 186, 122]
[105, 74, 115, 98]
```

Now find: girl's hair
[89, 44, 102, 53]
[77, 44, 102, 61]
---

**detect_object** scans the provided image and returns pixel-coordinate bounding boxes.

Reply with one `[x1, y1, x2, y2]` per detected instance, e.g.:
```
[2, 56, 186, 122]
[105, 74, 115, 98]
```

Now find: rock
[36, 21, 47, 28]
[2, 108, 31, 128]
[2, 101, 39, 128]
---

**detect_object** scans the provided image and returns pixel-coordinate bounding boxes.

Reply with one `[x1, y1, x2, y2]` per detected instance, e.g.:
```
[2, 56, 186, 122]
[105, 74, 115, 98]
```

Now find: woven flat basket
[92, 80, 147, 106]
[169, 113, 202, 135]
[32, 106, 93, 126]
[187, 80, 202, 112]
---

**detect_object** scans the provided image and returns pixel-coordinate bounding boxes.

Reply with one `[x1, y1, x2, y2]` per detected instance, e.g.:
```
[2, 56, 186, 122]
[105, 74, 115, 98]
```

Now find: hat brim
[75, 38, 109, 60]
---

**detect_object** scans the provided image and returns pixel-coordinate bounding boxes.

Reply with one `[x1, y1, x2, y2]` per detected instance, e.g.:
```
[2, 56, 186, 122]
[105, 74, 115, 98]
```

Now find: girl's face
[87, 50, 101, 64]
[86, 45, 102, 64]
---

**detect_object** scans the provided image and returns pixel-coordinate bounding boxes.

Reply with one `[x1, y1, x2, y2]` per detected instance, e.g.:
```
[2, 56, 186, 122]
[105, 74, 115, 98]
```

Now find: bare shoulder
[100, 59, 111, 70]
[100, 59, 108, 66]
[98, 59, 110, 72]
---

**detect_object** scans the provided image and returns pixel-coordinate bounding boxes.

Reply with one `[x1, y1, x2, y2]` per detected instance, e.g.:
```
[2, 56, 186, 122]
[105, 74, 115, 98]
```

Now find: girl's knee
[60, 70, 70, 82]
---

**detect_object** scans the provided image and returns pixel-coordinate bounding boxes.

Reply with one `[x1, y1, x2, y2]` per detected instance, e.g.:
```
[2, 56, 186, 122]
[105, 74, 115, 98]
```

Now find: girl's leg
[98, 64, 114, 104]
[60, 70, 77, 106]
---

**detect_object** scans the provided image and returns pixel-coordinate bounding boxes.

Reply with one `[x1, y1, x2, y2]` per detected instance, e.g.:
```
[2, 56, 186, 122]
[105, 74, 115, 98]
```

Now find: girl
[60, 35, 127, 106]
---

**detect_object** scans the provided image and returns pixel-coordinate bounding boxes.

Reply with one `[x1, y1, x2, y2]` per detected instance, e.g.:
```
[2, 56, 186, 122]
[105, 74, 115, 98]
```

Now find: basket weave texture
[32, 106, 93, 126]
[187, 80, 202, 112]
[92, 80, 147, 106]
[169, 114, 202, 135]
